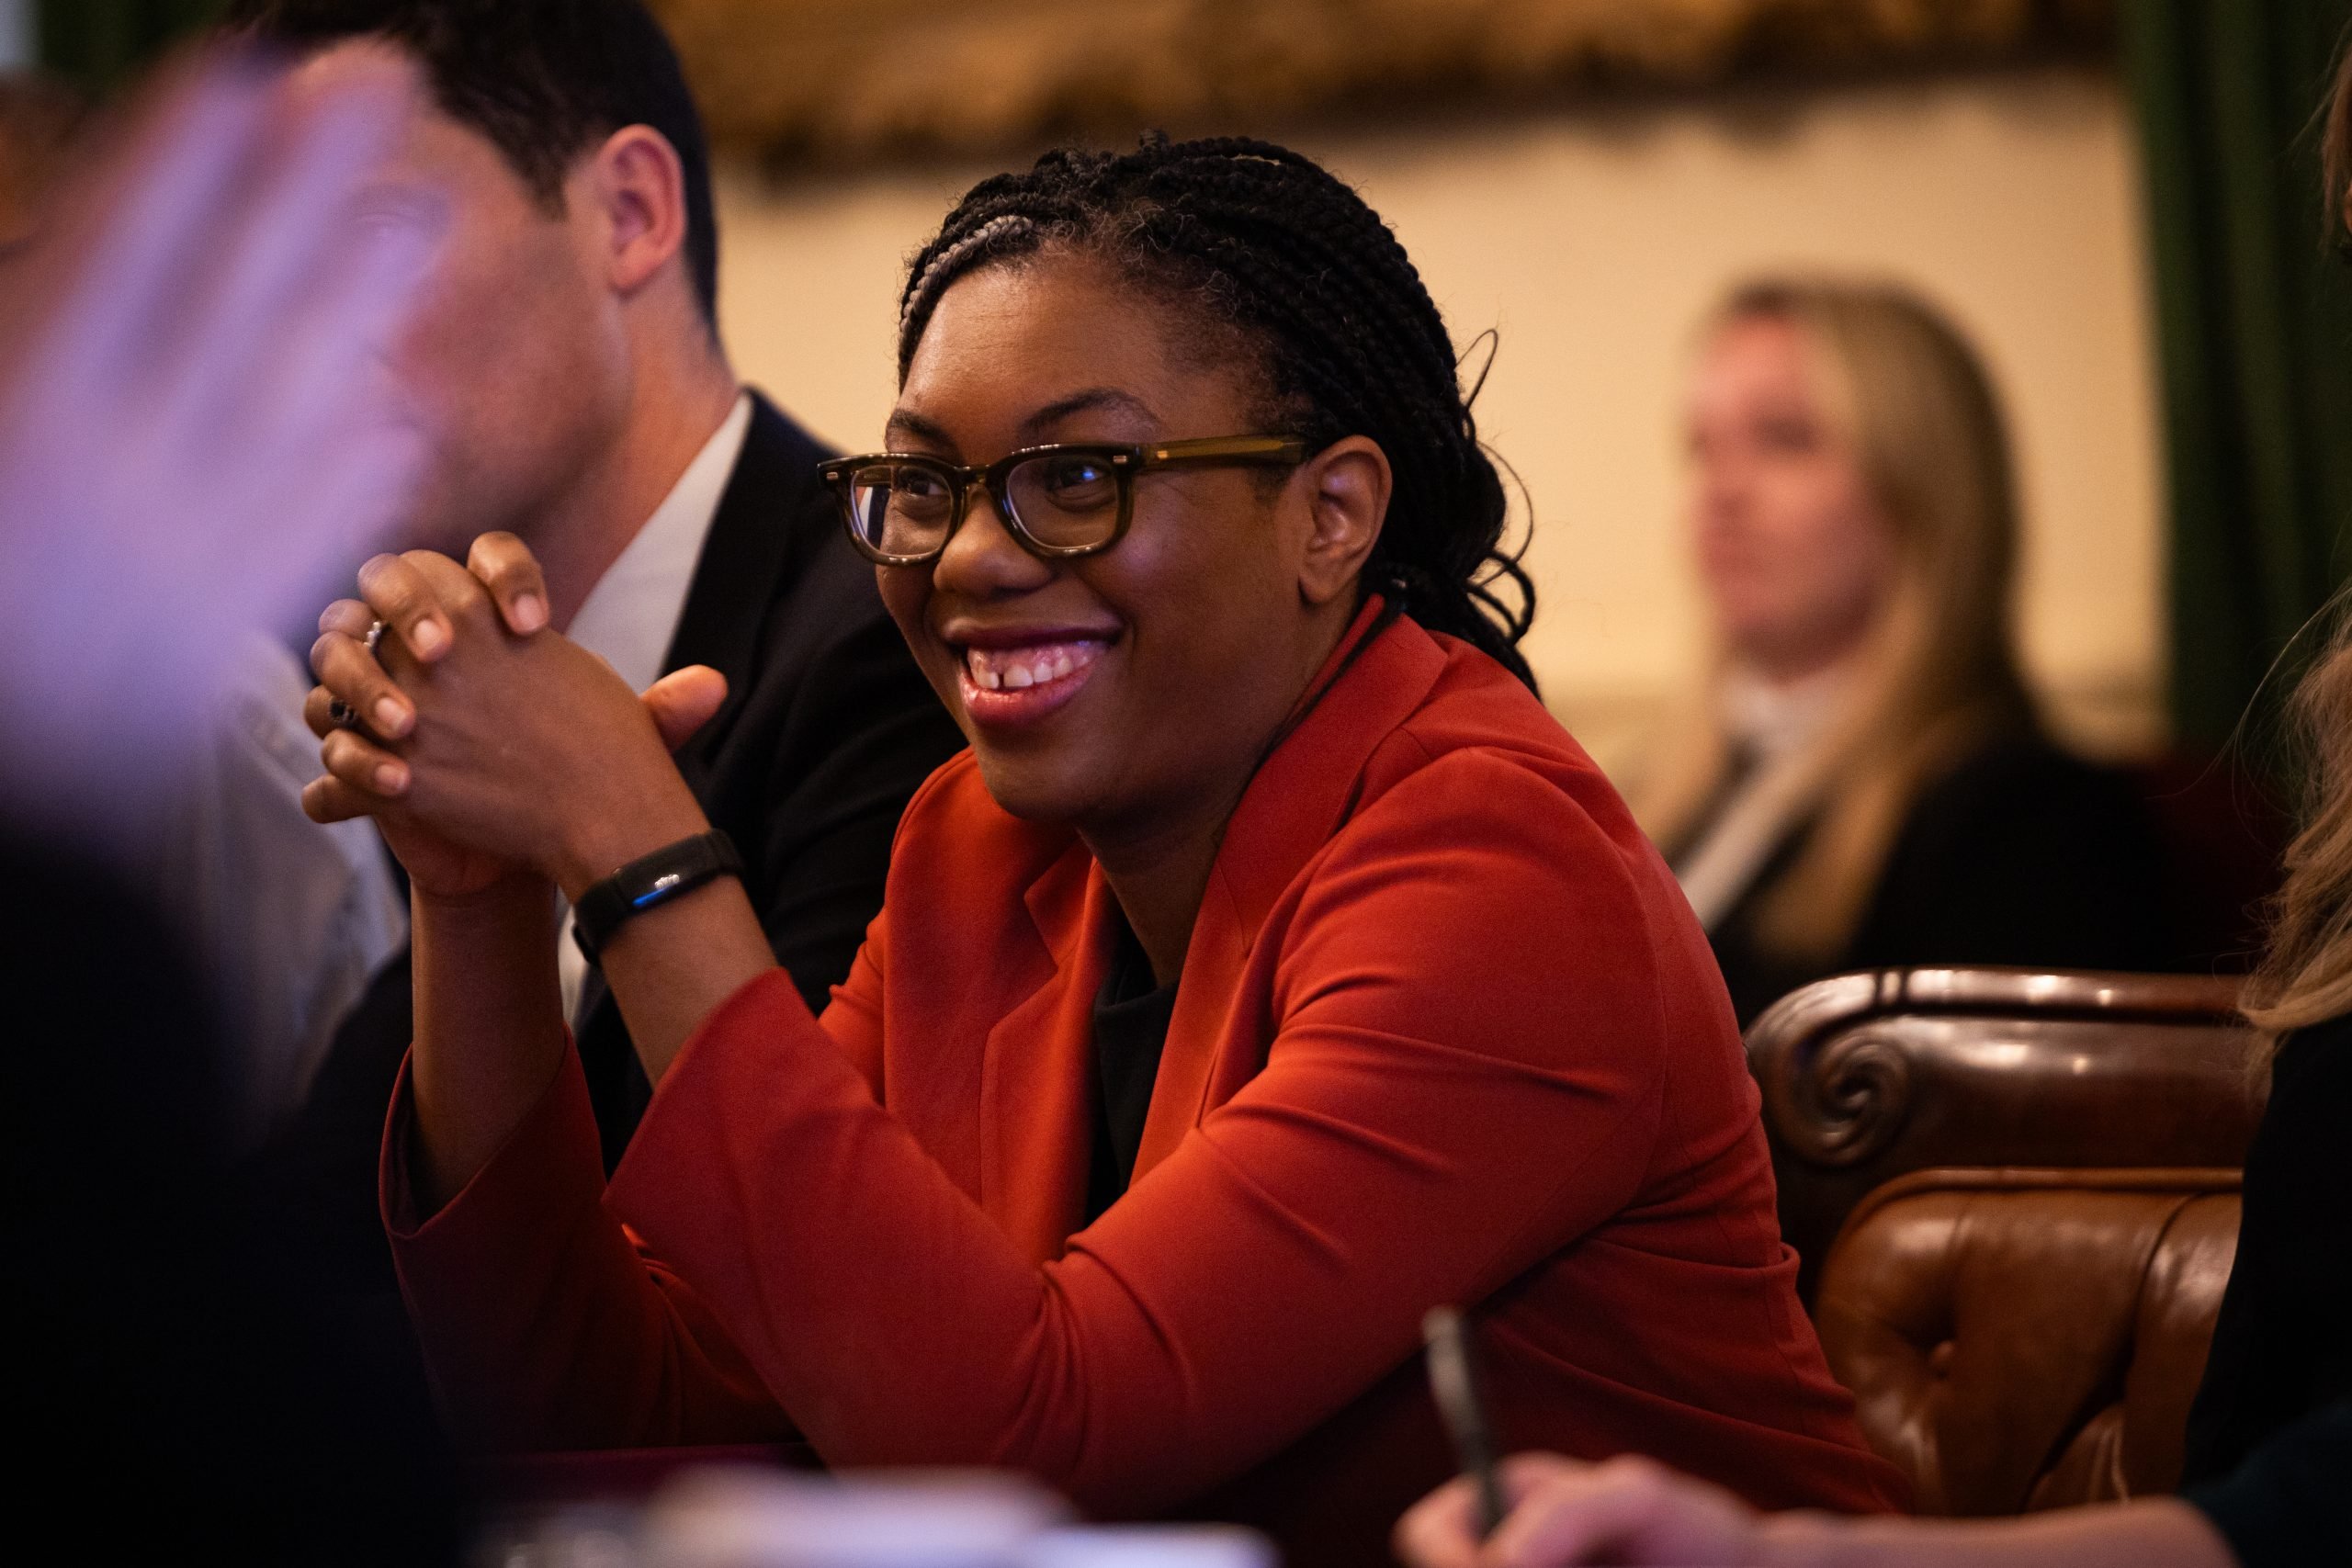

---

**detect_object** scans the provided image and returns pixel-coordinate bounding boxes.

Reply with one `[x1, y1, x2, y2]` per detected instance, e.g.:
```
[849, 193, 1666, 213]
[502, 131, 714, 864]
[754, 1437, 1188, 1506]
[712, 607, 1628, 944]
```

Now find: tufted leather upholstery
[1813, 1167, 2242, 1515]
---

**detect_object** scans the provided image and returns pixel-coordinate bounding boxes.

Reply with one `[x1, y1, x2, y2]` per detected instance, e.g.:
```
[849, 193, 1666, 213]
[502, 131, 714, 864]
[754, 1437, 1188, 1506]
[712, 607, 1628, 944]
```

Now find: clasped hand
[302, 534, 727, 902]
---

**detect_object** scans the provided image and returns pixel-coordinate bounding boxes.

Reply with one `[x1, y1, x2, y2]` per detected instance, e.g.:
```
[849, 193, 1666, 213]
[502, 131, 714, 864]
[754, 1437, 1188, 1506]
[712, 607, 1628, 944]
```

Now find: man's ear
[586, 125, 686, 298]
[1295, 435, 1391, 607]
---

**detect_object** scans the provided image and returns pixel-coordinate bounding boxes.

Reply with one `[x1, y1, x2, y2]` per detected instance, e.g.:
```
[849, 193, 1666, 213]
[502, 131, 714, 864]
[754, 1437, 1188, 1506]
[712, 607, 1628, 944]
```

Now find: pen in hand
[1423, 1304, 1509, 1540]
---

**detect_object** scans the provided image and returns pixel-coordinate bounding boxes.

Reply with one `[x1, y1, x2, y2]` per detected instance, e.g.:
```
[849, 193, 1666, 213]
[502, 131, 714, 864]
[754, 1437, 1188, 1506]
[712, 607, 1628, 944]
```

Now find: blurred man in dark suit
[220, 0, 963, 1423]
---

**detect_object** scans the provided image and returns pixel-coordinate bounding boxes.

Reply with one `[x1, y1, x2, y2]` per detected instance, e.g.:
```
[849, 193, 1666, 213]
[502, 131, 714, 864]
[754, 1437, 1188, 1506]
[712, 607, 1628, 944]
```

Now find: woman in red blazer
[303, 138, 1905, 1562]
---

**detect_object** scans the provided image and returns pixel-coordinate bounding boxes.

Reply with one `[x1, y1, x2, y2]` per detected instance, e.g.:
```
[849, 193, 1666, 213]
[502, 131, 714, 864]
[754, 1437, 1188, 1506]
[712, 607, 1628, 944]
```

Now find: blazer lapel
[1132, 603, 1451, 1179]
[982, 844, 1114, 1262]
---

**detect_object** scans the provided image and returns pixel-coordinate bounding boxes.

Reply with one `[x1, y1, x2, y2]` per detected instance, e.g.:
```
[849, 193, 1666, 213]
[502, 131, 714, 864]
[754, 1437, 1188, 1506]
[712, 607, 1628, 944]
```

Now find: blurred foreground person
[1634, 282, 2165, 1023]
[6, 56, 407, 1153]
[0, 56, 435, 835]
[1392, 55, 2352, 1568]
[303, 137, 1904, 1565]
[0, 52, 461, 1562]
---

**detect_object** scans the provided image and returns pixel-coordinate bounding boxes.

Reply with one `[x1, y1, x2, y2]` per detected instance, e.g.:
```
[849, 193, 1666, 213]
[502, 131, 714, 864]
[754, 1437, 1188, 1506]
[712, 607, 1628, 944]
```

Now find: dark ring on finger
[328, 698, 360, 731]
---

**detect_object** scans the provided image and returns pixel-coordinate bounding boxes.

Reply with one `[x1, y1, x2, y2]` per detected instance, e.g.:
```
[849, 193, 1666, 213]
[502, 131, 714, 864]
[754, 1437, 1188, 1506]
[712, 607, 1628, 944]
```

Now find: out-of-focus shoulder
[1364, 632, 1632, 834]
[2271, 1016, 2352, 1104]
[1389, 631, 1586, 750]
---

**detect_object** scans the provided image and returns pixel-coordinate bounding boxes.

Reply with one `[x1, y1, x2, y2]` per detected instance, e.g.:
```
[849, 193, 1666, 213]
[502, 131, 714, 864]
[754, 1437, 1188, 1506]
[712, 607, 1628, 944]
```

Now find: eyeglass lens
[847, 453, 1126, 558]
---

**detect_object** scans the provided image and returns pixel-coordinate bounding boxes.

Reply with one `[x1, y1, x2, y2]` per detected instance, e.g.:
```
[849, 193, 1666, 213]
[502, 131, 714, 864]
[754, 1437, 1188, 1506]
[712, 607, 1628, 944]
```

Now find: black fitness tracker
[571, 829, 745, 965]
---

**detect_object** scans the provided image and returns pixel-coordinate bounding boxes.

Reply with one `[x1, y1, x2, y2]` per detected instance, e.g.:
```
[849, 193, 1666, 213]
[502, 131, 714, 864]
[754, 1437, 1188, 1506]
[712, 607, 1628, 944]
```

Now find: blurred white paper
[644, 1468, 1069, 1568]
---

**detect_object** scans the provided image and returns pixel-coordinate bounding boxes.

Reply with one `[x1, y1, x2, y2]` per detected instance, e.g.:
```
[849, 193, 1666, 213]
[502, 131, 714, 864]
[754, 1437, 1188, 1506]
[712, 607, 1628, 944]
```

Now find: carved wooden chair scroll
[1743, 968, 2261, 1305]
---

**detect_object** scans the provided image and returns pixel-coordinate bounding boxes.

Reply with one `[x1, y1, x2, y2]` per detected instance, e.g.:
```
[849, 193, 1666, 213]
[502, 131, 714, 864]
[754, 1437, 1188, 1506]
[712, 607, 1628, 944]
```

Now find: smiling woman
[303, 135, 1905, 1562]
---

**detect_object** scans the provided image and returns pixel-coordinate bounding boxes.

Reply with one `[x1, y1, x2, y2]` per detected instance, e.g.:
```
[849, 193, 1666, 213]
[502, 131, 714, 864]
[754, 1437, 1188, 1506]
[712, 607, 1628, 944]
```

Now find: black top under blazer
[246, 390, 966, 1277]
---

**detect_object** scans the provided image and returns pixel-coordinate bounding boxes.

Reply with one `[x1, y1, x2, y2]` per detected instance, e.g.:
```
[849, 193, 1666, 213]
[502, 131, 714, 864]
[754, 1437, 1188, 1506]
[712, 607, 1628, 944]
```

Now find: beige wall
[715, 66, 2163, 776]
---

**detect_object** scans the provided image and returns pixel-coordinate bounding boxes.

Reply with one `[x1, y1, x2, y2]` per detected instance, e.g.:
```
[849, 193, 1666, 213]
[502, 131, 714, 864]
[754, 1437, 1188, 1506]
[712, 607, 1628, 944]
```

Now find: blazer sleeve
[382, 923, 894, 1450]
[388, 750, 1688, 1511]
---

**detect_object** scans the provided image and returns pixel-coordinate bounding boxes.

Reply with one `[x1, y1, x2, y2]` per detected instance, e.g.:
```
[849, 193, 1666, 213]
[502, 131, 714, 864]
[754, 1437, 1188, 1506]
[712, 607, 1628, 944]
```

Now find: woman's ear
[1296, 435, 1391, 606]
[586, 125, 687, 298]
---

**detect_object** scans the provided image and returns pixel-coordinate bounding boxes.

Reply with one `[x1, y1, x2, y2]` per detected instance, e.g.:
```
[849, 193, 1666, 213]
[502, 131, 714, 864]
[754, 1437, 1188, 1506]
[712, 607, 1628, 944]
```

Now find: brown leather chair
[1813, 1167, 2241, 1514]
[1746, 968, 2261, 1303]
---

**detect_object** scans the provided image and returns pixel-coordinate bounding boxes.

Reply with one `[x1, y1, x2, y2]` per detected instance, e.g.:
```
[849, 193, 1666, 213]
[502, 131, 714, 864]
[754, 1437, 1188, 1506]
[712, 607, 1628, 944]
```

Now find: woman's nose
[932, 479, 1057, 598]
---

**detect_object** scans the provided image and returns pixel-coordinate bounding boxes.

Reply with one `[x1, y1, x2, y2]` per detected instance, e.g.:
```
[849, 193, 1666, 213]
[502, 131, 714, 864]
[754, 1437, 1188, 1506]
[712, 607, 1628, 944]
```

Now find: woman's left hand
[303, 534, 726, 898]
[1394, 1454, 1767, 1568]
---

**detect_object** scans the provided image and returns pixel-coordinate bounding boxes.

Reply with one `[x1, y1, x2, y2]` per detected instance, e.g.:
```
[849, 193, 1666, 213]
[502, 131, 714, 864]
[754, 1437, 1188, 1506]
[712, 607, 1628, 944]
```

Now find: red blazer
[384, 606, 1906, 1564]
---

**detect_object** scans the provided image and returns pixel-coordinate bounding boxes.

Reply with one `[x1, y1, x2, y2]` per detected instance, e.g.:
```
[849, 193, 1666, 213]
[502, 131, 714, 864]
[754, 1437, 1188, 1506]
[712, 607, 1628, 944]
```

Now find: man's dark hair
[899, 136, 1538, 690]
[224, 0, 719, 325]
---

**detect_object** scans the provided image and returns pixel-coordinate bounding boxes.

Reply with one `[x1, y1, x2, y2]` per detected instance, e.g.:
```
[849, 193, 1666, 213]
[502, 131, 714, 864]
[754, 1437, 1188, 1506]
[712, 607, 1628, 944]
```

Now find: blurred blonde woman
[1639, 279, 2167, 1021]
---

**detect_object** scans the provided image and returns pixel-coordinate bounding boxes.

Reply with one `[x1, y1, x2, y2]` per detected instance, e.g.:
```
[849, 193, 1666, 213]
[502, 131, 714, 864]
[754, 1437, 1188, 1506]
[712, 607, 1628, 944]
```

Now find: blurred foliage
[39, 0, 225, 94]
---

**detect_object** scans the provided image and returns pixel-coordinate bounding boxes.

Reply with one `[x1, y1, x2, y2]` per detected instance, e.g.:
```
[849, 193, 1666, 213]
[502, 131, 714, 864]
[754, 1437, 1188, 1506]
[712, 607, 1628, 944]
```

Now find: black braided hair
[897, 136, 1538, 692]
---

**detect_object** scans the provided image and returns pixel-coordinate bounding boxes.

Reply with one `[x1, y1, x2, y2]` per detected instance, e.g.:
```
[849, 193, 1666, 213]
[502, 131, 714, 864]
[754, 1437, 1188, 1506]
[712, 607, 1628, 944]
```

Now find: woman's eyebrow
[1022, 388, 1158, 438]
[883, 408, 956, 450]
[884, 389, 1160, 454]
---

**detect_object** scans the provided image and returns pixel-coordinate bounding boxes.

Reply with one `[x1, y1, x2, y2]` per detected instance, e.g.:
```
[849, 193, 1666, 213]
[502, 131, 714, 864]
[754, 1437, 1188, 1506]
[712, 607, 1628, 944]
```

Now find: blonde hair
[2245, 42, 2352, 1043]
[2244, 604, 2352, 1041]
[1634, 279, 2034, 961]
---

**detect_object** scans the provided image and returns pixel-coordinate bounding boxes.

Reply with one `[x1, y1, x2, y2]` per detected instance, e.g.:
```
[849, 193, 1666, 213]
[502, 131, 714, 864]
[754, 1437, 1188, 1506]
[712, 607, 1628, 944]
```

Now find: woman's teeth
[964, 640, 1103, 692]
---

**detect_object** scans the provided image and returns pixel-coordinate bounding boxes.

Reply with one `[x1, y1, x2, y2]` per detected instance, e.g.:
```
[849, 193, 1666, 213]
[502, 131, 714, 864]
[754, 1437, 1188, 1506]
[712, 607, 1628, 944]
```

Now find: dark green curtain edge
[2123, 0, 2352, 758]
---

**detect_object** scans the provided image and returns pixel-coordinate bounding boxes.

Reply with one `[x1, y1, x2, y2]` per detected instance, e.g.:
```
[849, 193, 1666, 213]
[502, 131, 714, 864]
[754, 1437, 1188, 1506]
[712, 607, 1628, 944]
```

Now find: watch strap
[571, 829, 744, 966]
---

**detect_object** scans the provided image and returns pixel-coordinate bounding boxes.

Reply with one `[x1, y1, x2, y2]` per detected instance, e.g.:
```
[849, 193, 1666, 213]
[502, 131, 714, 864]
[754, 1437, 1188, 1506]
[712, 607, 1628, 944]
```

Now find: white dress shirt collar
[1671, 659, 1855, 932]
[565, 391, 753, 693]
[1718, 659, 1848, 765]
